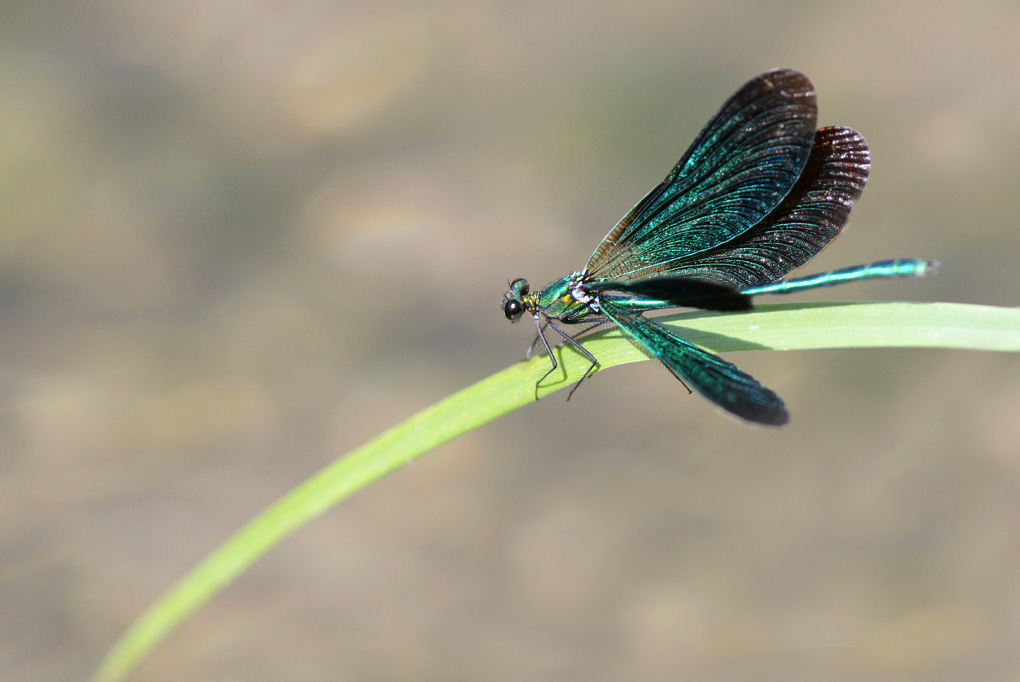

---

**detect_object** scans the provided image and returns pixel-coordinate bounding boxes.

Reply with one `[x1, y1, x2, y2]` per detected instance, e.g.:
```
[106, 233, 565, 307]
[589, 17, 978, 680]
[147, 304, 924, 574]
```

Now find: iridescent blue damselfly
[502, 69, 936, 426]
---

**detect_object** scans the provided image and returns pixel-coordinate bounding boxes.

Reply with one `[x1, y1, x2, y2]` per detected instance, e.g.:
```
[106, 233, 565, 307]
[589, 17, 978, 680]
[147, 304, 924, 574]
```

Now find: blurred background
[3, 1, 1019, 681]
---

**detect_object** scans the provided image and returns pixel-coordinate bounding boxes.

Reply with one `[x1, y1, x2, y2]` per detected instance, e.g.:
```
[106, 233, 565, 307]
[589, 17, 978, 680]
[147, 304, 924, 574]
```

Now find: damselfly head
[502, 278, 530, 322]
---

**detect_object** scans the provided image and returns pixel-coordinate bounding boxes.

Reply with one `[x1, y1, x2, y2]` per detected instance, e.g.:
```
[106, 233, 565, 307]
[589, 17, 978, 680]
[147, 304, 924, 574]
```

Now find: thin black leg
[545, 319, 599, 401]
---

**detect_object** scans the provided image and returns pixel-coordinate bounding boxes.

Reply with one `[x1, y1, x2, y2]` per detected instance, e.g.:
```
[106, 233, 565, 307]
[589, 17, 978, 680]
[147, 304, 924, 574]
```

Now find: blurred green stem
[94, 301, 1020, 682]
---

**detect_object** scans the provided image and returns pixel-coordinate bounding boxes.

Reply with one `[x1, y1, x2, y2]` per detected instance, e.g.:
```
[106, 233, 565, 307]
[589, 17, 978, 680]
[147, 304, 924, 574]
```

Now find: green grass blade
[93, 301, 1020, 682]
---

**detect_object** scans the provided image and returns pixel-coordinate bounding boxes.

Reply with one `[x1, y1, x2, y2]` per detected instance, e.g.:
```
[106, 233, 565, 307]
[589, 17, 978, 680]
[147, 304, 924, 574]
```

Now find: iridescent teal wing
[586, 69, 818, 282]
[658, 126, 870, 288]
[600, 297, 788, 425]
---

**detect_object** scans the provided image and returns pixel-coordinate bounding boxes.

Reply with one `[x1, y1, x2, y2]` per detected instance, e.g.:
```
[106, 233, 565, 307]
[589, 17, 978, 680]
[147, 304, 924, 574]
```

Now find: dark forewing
[586, 69, 818, 282]
[600, 299, 789, 425]
[589, 278, 752, 311]
[659, 126, 870, 288]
